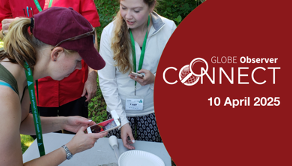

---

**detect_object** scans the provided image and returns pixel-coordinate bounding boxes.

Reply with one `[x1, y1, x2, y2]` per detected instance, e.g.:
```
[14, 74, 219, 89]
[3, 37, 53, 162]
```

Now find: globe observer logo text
[163, 56, 280, 86]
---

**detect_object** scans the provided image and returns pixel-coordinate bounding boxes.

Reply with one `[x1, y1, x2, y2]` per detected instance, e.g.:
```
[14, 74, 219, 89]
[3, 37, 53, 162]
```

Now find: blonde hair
[0, 18, 76, 72]
[111, 0, 156, 74]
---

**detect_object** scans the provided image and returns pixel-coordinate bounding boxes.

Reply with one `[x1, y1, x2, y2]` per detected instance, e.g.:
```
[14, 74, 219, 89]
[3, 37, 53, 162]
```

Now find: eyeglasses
[51, 28, 96, 51]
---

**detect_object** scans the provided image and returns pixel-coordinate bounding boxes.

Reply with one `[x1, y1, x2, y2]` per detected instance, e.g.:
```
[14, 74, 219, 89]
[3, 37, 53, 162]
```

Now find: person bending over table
[0, 7, 107, 165]
[0, 0, 100, 131]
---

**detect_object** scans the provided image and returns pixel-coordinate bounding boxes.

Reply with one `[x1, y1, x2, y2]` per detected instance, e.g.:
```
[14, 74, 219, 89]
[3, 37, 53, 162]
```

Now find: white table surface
[23, 133, 171, 166]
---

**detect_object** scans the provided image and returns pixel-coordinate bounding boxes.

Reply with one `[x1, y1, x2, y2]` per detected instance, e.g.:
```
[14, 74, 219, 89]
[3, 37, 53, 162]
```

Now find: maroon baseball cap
[32, 7, 105, 70]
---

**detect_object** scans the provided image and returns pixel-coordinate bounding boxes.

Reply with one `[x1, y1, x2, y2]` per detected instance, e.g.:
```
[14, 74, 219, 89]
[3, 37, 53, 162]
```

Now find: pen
[30, 7, 33, 16]
[26, 6, 29, 17]
[23, 9, 26, 16]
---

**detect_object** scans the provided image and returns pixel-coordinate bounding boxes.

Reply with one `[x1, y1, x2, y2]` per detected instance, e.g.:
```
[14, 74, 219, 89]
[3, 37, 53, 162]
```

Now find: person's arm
[80, 0, 100, 28]
[0, 87, 107, 166]
[0, 87, 23, 166]
[79, 0, 100, 101]
[20, 88, 95, 135]
[1, 18, 19, 40]
[98, 26, 128, 128]
[98, 25, 135, 149]
[82, 65, 97, 102]
[82, 29, 98, 102]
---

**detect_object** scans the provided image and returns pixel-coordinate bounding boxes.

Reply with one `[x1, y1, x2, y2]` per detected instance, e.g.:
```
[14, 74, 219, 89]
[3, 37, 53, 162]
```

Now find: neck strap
[24, 62, 45, 156]
[130, 15, 150, 87]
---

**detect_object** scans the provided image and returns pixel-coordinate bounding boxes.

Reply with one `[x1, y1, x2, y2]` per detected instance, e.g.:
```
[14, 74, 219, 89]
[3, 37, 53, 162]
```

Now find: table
[23, 133, 171, 166]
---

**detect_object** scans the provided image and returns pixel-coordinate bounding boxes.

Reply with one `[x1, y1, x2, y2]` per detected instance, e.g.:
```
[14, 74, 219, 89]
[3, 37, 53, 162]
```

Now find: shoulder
[100, 21, 117, 43]
[153, 12, 176, 29]
[161, 16, 177, 29]
[102, 21, 115, 35]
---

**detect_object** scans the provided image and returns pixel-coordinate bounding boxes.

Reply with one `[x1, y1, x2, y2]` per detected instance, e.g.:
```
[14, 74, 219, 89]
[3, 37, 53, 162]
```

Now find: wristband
[62, 145, 73, 160]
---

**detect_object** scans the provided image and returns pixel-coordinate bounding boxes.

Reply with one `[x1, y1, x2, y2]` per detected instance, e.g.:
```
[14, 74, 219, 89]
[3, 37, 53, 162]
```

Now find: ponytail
[111, 10, 132, 74]
[0, 18, 46, 72]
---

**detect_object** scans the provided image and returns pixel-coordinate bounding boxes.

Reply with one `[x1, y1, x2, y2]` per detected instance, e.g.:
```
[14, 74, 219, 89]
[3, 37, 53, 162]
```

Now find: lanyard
[33, 0, 53, 12]
[24, 62, 45, 156]
[129, 15, 150, 95]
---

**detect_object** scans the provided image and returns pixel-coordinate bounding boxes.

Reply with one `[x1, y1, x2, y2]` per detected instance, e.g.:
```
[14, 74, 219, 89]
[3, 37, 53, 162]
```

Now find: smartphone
[86, 110, 121, 133]
[131, 72, 144, 78]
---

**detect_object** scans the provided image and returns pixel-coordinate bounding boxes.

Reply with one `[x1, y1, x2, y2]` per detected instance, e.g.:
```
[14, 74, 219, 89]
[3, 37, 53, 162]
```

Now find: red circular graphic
[154, 0, 292, 165]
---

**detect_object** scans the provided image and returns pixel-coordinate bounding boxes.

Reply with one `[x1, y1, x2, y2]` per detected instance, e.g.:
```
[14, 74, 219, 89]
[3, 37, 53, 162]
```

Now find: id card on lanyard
[126, 15, 150, 111]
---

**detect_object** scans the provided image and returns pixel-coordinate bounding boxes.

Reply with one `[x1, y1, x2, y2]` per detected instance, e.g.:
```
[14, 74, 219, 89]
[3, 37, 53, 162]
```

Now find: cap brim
[79, 47, 105, 70]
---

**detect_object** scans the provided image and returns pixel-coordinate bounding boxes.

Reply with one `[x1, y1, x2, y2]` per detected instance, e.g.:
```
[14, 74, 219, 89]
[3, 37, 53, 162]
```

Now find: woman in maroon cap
[0, 7, 107, 165]
[98, 0, 176, 149]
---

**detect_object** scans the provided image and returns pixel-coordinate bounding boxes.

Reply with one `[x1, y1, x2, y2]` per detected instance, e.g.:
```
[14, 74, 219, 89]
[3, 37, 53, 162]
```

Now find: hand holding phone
[130, 72, 144, 78]
[86, 110, 120, 133]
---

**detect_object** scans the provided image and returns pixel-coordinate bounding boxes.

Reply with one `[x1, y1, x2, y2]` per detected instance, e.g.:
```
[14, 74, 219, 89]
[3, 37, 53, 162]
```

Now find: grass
[21, 135, 34, 153]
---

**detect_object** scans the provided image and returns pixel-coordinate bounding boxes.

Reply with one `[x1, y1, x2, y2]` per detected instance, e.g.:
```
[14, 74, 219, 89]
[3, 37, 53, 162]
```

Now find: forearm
[88, 66, 97, 81]
[24, 147, 66, 166]
[20, 114, 66, 135]
[94, 29, 98, 51]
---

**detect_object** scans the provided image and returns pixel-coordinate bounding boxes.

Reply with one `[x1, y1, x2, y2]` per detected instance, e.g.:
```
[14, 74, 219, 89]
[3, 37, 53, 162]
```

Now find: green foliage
[94, 0, 119, 43]
[88, 77, 108, 123]
[156, 0, 204, 25]
[21, 134, 34, 153]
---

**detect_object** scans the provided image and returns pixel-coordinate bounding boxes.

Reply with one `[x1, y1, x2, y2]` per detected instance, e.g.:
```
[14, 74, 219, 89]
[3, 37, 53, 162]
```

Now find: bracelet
[62, 145, 73, 160]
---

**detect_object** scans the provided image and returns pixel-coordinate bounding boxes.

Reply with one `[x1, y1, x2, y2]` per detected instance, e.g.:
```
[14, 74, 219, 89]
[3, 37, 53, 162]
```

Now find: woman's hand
[82, 70, 97, 102]
[129, 69, 155, 86]
[2, 18, 18, 34]
[121, 123, 135, 150]
[63, 116, 95, 133]
[66, 126, 108, 155]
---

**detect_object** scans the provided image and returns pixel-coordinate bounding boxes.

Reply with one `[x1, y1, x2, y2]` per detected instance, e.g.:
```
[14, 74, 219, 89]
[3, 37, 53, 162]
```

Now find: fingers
[89, 131, 108, 142]
[121, 124, 135, 150]
[86, 92, 93, 101]
[78, 117, 94, 126]
[127, 131, 135, 143]
[122, 136, 135, 150]
[2, 18, 16, 32]
[137, 69, 147, 74]
[77, 126, 88, 134]
[88, 120, 96, 126]
[2, 18, 16, 24]
[129, 75, 144, 83]
[81, 88, 86, 97]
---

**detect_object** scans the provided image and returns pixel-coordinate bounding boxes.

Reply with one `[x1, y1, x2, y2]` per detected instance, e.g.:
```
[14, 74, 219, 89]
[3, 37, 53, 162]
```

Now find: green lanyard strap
[33, 0, 53, 12]
[130, 15, 150, 87]
[24, 62, 45, 156]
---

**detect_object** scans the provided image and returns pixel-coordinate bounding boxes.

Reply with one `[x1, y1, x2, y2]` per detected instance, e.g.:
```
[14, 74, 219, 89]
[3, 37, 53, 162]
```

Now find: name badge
[126, 99, 143, 110]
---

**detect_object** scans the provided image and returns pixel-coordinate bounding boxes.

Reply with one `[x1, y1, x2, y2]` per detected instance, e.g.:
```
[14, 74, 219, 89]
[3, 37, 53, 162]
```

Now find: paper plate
[118, 150, 165, 166]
